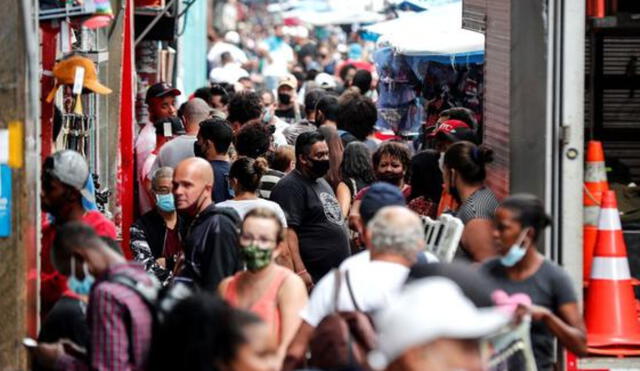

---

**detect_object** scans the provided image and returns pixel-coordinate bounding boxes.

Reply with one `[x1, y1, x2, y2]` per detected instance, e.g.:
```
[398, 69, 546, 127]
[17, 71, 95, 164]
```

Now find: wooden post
[0, 0, 40, 369]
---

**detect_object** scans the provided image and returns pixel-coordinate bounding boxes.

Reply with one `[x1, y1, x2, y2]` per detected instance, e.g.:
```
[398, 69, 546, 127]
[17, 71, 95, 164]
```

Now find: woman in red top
[219, 208, 308, 367]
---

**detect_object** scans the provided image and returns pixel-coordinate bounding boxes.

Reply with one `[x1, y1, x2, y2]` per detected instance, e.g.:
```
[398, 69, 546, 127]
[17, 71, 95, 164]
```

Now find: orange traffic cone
[585, 190, 640, 355]
[583, 141, 609, 283]
[582, 140, 609, 282]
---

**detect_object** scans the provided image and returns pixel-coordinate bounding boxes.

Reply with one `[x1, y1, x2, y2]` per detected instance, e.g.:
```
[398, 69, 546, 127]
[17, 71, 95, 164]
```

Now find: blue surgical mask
[68, 258, 95, 296]
[262, 108, 272, 124]
[156, 193, 175, 212]
[500, 229, 530, 267]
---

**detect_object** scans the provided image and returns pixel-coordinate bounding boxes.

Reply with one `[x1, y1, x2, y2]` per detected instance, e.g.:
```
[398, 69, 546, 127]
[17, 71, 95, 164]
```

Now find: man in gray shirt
[151, 98, 211, 171]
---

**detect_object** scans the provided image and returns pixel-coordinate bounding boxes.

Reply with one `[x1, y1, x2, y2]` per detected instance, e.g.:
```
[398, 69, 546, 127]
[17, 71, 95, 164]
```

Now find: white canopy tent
[363, 2, 484, 57]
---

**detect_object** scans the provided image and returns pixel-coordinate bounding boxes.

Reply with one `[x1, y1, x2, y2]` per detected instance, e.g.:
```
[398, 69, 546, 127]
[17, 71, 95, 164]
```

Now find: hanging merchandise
[46, 55, 112, 103]
[374, 46, 483, 134]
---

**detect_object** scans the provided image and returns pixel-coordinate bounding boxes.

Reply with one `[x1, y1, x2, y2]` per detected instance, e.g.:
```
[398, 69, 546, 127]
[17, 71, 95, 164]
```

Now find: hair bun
[476, 145, 494, 165]
[253, 157, 269, 177]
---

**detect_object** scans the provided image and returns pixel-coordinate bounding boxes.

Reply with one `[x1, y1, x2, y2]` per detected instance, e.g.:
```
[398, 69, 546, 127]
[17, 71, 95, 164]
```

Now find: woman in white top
[217, 157, 292, 268]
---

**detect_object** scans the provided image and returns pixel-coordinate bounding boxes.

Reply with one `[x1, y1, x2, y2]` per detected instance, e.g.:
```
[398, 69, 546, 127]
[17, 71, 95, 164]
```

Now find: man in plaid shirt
[33, 222, 154, 371]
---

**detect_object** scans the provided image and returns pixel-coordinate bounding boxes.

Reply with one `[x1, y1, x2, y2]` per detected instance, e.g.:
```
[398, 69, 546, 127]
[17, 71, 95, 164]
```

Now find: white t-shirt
[216, 198, 288, 228]
[207, 42, 248, 68]
[300, 261, 410, 327]
[209, 63, 249, 84]
[272, 117, 289, 148]
[339, 250, 439, 271]
[150, 135, 196, 174]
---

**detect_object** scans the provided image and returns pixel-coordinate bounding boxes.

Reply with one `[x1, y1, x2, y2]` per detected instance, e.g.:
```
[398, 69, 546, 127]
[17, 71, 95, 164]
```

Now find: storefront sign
[0, 164, 11, 237]
[0, 129, 8, 164]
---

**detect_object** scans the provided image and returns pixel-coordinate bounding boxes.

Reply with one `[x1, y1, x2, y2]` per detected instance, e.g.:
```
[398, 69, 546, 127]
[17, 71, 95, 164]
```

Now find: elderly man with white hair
[130, 166, 183, 284]
[284, 206, 426, 369]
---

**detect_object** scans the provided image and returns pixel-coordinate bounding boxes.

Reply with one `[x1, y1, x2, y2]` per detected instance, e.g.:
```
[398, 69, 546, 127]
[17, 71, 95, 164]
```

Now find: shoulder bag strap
[345, 270, 362, 312]
[332, 268, 342, 313]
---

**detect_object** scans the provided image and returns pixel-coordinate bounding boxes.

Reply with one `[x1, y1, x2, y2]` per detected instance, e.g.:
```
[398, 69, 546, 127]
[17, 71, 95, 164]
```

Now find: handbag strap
[345, 270, 362, 312]
[332, 268, 342, 313]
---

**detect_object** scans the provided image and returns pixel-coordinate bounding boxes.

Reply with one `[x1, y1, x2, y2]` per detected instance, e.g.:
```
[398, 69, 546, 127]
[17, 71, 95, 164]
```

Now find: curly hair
[372, 141, 411, 175]
[234, 122, 271, 158]
[341, 141, 375, 185]
[227, 91, 262, 124]
[336, 93, 377, 141]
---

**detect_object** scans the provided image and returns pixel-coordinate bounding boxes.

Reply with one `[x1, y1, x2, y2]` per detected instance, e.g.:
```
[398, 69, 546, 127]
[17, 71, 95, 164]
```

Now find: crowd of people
[30, 9, 588, 371]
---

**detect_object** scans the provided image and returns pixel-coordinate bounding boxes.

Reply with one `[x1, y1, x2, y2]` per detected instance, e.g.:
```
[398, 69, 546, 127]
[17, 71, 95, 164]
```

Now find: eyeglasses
[239, 233, 276, 248]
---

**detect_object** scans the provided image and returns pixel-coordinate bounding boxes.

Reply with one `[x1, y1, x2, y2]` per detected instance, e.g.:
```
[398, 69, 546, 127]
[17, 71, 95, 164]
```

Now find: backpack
[108, 274, 193, 362]
[308, 269, 377, 370]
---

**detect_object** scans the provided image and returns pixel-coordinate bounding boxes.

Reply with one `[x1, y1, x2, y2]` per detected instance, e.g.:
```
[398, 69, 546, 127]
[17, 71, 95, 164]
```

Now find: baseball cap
[278, 74, 298, 90]
[46, 56, 112, 103]
[428, 119, 476, 143]
[360, 182, 406, 225]
[145, 82, 181, 103]
[154, 116, 185, 137]
[44, 150, 94, 203]
[368, 277, 509, 370]
[314, 73, 337, 90]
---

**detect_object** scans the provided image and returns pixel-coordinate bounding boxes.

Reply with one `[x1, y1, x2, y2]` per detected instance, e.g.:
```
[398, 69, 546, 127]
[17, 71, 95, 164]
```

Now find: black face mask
[308, 158, 330, 179]
[278, 93, 292, 105]
[377, 172, 404, 186]
[193, 141, 205, 159]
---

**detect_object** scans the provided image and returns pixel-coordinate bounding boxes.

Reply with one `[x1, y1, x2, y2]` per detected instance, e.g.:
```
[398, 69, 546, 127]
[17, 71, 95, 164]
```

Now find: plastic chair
[421, 214, 464, 262]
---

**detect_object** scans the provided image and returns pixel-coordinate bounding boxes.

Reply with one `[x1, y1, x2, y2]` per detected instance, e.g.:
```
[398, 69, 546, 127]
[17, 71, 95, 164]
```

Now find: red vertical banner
[40, 24, 59, 161]
[118, 0, 134, 259]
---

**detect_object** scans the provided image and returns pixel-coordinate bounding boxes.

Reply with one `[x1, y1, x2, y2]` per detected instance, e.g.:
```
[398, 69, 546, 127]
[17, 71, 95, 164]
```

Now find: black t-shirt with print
[270, 170, 350, 282]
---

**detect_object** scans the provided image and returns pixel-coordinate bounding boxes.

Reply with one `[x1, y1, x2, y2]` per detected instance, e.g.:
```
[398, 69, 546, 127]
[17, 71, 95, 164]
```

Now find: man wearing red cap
[426, 119, 477, 216]
[135, 82, 181, 215]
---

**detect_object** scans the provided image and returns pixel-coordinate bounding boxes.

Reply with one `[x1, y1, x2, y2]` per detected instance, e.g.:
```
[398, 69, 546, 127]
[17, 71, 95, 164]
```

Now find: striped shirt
[456, 187, 499, 225]
[258, 169, 285, 199]
[55, 263, 154, 371]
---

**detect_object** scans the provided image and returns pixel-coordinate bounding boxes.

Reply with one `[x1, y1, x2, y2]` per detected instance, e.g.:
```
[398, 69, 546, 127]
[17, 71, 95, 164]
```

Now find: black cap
[154, 116, 185, 137]
[146, 82, 181, 103]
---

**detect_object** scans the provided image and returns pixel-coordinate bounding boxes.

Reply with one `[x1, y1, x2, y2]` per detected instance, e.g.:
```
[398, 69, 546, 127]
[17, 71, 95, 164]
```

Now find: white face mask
[438, 152, 445, 173]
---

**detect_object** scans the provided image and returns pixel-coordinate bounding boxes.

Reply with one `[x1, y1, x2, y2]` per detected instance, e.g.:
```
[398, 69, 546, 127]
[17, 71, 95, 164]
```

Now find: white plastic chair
[421, 214, 464, 262]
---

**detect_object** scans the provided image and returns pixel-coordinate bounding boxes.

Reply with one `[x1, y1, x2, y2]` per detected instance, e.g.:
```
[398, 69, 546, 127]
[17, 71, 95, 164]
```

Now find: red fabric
[436, 189, 460, 216]
[335, 59, 374, 76]
[41, 211, 117, 316]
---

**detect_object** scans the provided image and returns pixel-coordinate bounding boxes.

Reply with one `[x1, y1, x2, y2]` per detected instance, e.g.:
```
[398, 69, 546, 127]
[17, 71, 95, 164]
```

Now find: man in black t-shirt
[270, 131, 350, 286]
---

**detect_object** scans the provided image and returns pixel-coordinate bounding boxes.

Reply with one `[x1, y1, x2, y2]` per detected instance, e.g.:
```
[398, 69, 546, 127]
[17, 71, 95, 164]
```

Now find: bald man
[173, 157, 241, 289]
[151, 97, 212, 171]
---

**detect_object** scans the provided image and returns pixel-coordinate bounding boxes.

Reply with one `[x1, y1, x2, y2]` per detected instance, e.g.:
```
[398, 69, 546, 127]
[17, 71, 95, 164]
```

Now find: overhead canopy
[282, 9, 386, 26]
[363, 2, 484, 62]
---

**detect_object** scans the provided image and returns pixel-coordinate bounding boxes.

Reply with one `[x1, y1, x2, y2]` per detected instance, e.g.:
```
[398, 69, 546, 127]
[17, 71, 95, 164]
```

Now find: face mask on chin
[68, 257, 95, 296]
[500, 228, 530, 267]
[181, 187, 208, 217]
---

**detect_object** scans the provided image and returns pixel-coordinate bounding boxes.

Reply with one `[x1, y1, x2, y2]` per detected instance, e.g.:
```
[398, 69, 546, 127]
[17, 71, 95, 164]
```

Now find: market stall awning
[362, 2, 484, 62]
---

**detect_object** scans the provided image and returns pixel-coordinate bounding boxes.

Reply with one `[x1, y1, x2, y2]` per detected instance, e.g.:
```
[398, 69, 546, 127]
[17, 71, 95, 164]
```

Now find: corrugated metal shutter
[462, 0, 487, 33]
[586, 31, 640, 182]
[482, 0, 511, 199]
